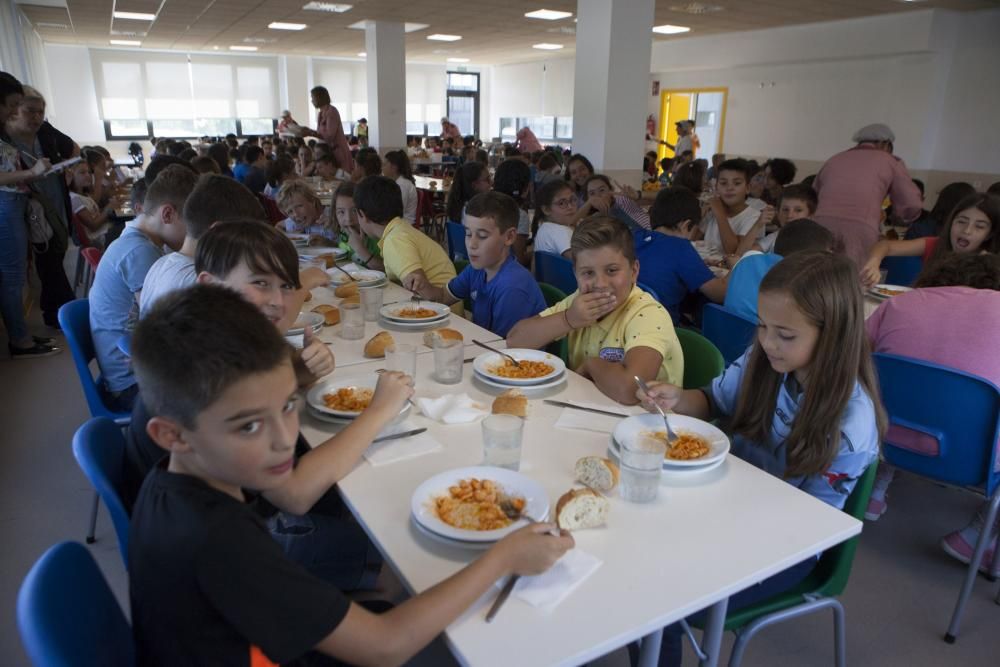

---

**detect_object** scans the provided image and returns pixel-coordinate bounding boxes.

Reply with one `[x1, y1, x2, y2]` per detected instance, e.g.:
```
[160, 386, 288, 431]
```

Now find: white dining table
[299, 342, 863, 667]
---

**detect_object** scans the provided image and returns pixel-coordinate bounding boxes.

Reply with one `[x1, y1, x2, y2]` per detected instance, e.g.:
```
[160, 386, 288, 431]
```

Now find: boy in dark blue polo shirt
[413, 192, 546, 337]
[634, 187, 728, 324]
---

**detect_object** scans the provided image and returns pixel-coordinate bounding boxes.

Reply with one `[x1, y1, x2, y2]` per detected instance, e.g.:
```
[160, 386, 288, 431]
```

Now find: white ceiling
[16, 0, 998, 65]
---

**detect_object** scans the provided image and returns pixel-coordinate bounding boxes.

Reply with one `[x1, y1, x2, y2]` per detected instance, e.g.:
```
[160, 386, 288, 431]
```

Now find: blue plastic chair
[873, 352, 1000, 643]
[446, 220, 467, 260]
[534, 251, 577, 296]
[637, 282, 661, 304]
[880, 256, 923, 286]
[72, 418, 132, 568]
[17, 542, 135, 667]
[702, 303, 758, 365]
[58, 299, 130, 546]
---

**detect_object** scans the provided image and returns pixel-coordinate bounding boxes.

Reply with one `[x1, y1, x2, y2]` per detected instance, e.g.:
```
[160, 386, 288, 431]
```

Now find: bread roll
[492, 389, 527, 417]
[341, 294, 360, 305]
[311, 304, 340, 326]
[334, 282, 359, 298]
[364, 331, 395, 358]
[574, 457, 619, 492]
[555, 488, 609, 531]
[422, 328, 464, 348]
[304, 291, 313, 302]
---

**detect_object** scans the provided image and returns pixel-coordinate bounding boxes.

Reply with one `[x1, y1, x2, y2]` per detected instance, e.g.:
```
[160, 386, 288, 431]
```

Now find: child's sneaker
[864, 464, 895, 521]
[940, 505, 1000, 575]
[865, 494, 888, 521]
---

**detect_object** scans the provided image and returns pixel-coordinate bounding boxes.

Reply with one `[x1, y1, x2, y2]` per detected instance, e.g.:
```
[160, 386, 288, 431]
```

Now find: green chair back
[675, 328, 724, 390]
[452, 259, 472, 311]
[538, 282, 569, 365]
[722, 461, 878, 631]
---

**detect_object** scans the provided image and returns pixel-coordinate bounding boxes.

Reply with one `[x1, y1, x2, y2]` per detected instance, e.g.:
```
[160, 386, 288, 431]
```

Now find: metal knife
[543, 400, 629, 419]
[371, 428, 426, 444]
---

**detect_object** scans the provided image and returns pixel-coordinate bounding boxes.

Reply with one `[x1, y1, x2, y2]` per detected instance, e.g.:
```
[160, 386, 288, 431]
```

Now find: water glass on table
[432, 338, 464, 384]
[619, 434, 665, 503]
[339, 303, 365, 340]
[385, 343, 417, 381]
[360, 286, 384, 322]
[482, 414, 524, 471]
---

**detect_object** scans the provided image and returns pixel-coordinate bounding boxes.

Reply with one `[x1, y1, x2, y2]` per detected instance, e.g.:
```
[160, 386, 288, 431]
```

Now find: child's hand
[858, 260, 882, 289]
[300, 327, 335, 379]
[587, 193, 612, 215]
[28, 158, 51, 178]
[402, 271, 429, 294]
[369, 370, 414, 417]
[758, 205, 775, 228]
[635, 381, 682, 413]
[566, 289, 617, 328]
[494, 523, 575, 576]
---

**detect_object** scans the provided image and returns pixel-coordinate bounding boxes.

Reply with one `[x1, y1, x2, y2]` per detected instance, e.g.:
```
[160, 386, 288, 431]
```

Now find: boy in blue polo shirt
[412, 191, 546, 337]
[634, 187, 727, 324]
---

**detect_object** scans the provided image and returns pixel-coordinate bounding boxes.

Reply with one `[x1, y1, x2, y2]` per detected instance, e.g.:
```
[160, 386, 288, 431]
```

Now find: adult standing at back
[812, 123, 922, 266]
[302, 86, 355, 175]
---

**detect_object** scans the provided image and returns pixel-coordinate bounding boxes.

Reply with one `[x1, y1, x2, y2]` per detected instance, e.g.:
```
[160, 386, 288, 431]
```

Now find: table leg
[636, 628, 662, 667]
[698, 596, 729, 667]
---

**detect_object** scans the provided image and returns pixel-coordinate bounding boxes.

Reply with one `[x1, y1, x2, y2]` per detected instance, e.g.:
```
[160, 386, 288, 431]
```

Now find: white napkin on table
[554, 401, 637, 434]
[415, 393, 489, 424]
[505, 549, 603, 613]
[363, 421, 443, 466]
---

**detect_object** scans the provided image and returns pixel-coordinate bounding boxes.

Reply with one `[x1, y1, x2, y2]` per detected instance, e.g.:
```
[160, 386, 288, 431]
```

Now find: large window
[499, 116, 573, 144]
[446, 71, 479, 137]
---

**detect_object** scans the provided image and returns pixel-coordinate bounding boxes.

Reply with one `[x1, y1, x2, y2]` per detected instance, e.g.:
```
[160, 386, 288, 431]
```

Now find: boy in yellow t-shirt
[507, 216, 683, 405]
[354, 175, 456, 291]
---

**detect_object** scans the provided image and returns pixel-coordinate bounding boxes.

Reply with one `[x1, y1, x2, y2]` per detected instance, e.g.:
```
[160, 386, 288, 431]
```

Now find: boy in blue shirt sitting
[412, 191, 547, 337]
[634, 187, 727, 324]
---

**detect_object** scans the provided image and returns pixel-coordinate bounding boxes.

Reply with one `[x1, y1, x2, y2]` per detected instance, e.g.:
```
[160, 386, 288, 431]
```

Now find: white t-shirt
[397, 176, 418, 225]
[517, 209, 531, 237]
[69, 191, 109, 243]
[759, 230, 778, 254]
[675, 135, 693, 156]
[139, 251, 197, 317]
[533, 222, 574, 256]
[700, 205, 761, 256]
[746, 197, 767, 212]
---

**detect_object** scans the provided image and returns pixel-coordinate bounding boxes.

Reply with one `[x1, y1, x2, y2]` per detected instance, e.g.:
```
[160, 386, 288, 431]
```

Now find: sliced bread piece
[555, 488, 610, 530]
[492, 389, 527, 417]
[574, 456, 620, 493]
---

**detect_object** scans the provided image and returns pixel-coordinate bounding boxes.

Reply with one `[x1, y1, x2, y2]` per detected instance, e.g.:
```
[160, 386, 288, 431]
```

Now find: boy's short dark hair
[144, 164, 199, 212]
[132, 284, 292, 429]
[649, 186, 702, 230]
[190, 155, 221, 174]
[492, 158, 531, 200]
[765, 158, 797, 186]
[717, 158, 751, 181]
[777, 184, 818, 214]
[0, 71, 24, 100]
[571, 215, 636, 264]
[987, 181, 1000, 196]
[195, 219, 301, 290]
[773, 218, 835, 257]
[465, 192, 520, 232]
[129, 177, 148, 209]
[315, 153, 336, 168]
[914, 253, 1000, 290]
[183, 175, 266, 239]
[144, 155, 197, 185]
[354, 175, 403, 224]
[244, 146, 264, 164]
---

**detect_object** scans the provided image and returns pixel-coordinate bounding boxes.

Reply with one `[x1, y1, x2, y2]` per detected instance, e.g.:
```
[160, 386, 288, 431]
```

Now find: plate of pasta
[380, 301, 451, 323]
[611, 414, 730, 469]
[472, 349, 566, 386]
[306, 378, 408, 419]
[410, 466, 550, 542]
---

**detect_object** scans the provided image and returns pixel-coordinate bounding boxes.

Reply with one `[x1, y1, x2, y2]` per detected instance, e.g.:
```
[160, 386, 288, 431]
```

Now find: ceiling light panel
[110, 39, 142, 46]
[525, 9, 573, 20]
[652, 24, 691, 34]
[532, 43, 563, 50]
[427, 34, 462, 41]
[302, 2, 353, 12]
[230, 45, 258, 51]
[268, 22, 307, 31]
[112, 11, 156, 21]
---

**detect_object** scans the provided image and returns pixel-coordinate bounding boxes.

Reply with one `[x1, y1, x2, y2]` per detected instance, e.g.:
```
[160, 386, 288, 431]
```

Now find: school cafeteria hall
[1, 0, 1000, 665]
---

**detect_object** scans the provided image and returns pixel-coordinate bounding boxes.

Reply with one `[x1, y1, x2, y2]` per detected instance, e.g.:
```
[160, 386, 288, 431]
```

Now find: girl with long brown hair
[638, 251, 885, 666]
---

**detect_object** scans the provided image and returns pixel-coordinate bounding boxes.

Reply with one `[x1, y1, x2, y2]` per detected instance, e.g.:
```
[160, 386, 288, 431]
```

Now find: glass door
[446, 71, 479, 137]
[656, 88, 728, 164]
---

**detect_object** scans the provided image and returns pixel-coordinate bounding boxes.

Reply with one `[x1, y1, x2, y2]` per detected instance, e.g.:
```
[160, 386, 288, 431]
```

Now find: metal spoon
[330, 263, 355, 283]
[634, 375, 678, 444]
[472, 339, 521, 368]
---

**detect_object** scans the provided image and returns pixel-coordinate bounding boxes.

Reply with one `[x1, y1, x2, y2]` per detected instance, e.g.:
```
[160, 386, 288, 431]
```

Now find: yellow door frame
[657, 87, 729, 164]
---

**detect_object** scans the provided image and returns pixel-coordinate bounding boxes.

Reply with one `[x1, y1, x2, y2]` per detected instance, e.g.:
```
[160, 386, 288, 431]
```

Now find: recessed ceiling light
[268, 22, 307, 31]
[348, 20, 429, 32]
[447, 57, 469, 62]
[357, 52, 366, 57]
[669, 3, 723, 14]
[109, 39, 142, 46]
[302, 2, 352, 12]
[112, 11, 156, 21]
[525, 9, 573, 20]
[427, 34, 462, 41]
[36, 22, 69, 29]
[652, 24, 691, 34]
[229, 45, 258, 51]
[532, 43, 563, 50]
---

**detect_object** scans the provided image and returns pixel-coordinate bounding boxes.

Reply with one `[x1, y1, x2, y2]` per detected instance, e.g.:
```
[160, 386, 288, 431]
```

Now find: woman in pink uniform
[303, 86, 355, 174]
[812, 123, 922, 267]
[515, 126, 542, 154]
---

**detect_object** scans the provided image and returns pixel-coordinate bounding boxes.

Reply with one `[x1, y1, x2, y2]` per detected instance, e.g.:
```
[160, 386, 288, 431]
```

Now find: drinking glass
[619, 434, 665, 503]
[339, 303, 365, 340]
[482, 414, 524, 471]
[432, 338, 464, 384]
[360, 286, 384, 322]
[385, 343, 417, 381]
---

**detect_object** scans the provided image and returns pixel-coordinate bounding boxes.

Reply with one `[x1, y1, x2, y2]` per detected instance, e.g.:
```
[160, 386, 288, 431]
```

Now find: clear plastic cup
[619, 434, 665, 503]
[432, 338, 464, 384]
[339, 303, 365, 340]
[360, 286, 383, 322]
[385, 343, 417, 381]
[482, 414, 524, 471]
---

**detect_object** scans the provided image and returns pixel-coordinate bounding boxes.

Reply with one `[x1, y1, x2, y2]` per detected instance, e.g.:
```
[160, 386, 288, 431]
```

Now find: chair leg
[73, 249, 84, 296]
[832, 598, 846, 667]
[728, 597, 843, 667]
[86, 491, 99, 544]
[944, 492, 1000, 643]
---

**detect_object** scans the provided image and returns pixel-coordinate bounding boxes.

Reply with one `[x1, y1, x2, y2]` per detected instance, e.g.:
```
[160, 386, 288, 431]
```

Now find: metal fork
[472, 339, 521, 368]
[634, 375, 678, 444]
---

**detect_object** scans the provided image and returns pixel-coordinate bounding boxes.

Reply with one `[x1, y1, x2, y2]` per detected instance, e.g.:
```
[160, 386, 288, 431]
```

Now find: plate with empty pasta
[410, 466, 549, 542]
[611, 414, 730, 470]
[472, 349, 566, 386]
[306, 378, 409, 420]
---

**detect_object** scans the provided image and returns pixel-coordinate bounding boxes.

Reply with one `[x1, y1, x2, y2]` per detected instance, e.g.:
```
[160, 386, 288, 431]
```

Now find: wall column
[365, 21, 406, 153]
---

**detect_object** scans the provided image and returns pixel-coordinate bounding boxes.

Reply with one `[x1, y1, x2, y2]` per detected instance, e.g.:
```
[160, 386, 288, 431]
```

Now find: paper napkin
[554, 401, 637, 433]
[415, 393, 489, 424]
[509, 549, 603, 613]
[363, 421, 443, 466]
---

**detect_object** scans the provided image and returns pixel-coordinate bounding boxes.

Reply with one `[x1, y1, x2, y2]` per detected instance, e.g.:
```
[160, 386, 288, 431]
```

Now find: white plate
[472, 349, 567, 386]
[612, 413, 730, 469]
[378, 314, 450, 329]
[328, 269, 387, 288]
[306, 402, 410, 426]
[287, 312, 324, 336]
[299, 245, 348, 258]
[411, 516, 492, 551]
[380, 301, 452, 323]
[306, 378, 407, 420]
[473, 368, 567, 392]
[411, 466, 550, 542]
[868, 284, 913, 300]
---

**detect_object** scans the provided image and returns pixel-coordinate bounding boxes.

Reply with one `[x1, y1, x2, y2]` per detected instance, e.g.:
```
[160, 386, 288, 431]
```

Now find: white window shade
[98, 61, 144, 118]
[143, 59, 192, 120]
[541, 58, 574, 118]
[191, 62, 234, 118]
[492, 58, 573, 119]
[237, 65, 277, 119]
[312, 59, 367, 122]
